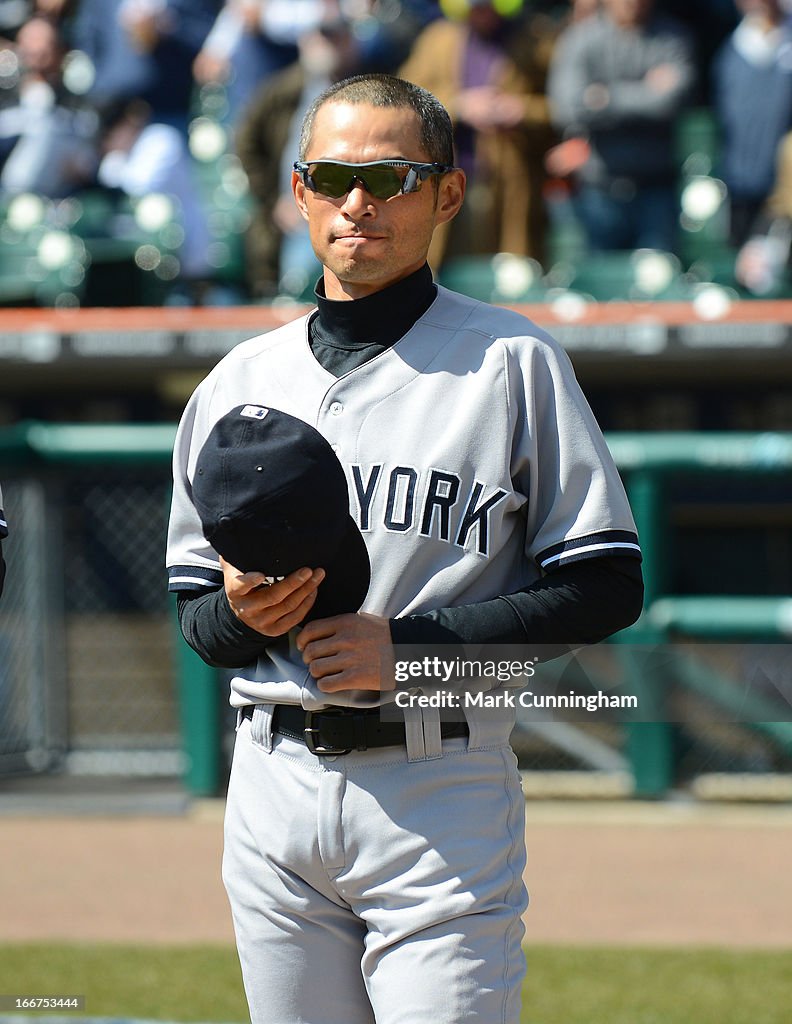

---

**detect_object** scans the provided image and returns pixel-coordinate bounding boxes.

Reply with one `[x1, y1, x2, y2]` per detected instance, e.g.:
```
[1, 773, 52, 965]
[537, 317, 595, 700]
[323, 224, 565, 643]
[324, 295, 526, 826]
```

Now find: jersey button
[329, 402, 343, 416]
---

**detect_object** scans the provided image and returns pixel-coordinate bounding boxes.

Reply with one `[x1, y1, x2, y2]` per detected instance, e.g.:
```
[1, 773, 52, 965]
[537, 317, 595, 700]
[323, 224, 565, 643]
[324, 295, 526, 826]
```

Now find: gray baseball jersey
[167, 285, 640, 711]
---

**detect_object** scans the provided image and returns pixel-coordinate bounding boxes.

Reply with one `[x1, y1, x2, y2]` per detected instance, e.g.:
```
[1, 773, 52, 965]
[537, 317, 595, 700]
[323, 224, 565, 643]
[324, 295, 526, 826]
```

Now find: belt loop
[465, 699, 515, 749]
[251, 703, 274, 752]
[402, 705, 427, 762]
[421, 707, 443, 760]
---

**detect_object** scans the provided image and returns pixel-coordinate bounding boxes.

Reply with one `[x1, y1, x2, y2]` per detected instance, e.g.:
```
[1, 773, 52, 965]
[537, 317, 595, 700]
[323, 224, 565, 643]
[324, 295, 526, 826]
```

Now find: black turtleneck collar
[309, 263, 437, 378]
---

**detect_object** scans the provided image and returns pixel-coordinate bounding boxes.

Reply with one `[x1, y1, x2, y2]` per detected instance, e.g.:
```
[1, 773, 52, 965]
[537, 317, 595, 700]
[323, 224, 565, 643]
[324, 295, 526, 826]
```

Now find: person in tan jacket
[399, 0, 558, 270]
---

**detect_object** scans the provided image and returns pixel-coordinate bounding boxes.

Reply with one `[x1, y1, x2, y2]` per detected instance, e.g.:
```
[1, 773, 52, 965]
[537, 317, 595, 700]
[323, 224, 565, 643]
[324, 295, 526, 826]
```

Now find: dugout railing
[1, 423, 791, 798]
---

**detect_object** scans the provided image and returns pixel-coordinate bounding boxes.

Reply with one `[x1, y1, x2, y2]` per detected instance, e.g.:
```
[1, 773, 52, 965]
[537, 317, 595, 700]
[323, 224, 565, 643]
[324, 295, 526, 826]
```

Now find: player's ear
[433, 168, 465, 227]
[293, 170, 310, 222]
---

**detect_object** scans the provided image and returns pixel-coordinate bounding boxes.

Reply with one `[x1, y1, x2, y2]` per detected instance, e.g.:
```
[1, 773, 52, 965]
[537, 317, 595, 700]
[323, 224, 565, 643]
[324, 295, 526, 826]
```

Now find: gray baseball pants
[222, 705, 528, 1024]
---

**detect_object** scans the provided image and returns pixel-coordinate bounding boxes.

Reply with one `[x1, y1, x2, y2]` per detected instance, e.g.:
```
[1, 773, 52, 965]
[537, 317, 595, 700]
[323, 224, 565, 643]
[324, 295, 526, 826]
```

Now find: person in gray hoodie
[547, 0, 695, 253]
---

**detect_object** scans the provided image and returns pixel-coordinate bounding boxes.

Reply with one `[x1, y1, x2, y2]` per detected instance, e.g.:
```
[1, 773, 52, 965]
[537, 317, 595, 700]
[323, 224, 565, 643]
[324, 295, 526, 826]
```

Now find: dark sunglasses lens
[308, 163, 407, 199]
[308, 163, 352, 198]
[360, 166, 406, 198]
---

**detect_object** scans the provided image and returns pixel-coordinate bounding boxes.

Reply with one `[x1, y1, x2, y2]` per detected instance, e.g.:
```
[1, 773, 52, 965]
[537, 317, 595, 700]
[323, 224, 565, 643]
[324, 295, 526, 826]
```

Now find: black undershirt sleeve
[177, 586, 274, 668]
[177, 555, 643, 668]
[388, 556, 644, 650]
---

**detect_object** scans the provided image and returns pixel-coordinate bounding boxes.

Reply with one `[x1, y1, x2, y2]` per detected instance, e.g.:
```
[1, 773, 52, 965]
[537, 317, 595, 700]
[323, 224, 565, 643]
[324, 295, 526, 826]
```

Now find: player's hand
[296, 613, 395, 693]
[222, 557, 325, 637]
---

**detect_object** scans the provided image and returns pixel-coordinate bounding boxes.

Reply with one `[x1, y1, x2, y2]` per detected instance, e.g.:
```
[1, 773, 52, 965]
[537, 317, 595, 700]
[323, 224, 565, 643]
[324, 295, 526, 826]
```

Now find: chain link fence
[0, 477, 64, 774]
[0, 464, 183, 777]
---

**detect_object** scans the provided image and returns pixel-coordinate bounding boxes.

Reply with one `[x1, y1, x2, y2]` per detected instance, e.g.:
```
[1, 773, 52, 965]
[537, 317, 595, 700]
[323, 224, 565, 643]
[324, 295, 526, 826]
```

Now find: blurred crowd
[1, 0, 792, 304]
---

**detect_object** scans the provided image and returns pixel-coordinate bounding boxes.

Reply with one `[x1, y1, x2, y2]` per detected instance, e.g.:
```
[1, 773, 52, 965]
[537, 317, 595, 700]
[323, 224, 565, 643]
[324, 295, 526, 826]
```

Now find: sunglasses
[293, 159, 456, 200]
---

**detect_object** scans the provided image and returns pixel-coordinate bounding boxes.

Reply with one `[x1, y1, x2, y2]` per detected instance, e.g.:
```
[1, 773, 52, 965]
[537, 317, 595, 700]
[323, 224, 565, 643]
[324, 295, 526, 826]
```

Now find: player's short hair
[298, 74, 455, 167]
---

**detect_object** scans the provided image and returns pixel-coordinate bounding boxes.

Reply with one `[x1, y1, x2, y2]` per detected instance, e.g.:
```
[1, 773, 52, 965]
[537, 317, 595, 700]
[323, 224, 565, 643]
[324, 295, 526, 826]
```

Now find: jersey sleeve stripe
[537, 530, 642, 570]
[168, 565, 223, 592]
[0, 513, 7, 538]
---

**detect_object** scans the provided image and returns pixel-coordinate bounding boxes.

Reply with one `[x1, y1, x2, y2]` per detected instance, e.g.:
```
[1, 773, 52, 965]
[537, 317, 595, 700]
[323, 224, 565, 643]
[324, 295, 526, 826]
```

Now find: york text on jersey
[351, 464, 509, 556]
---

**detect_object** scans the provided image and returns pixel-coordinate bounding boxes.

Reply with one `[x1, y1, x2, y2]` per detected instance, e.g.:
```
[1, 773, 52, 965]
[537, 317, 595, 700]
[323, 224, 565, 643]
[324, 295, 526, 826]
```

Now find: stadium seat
[678, 173, 732, 266]
[0, 192, 90, 306]
[67, 190, 175, 306]
[675, 106, 720, 179]
[687, 246, 738, 287]
[673, 106, 733, 266]
[438, 253, 547, 303]
[551, 249, 692, 302]
[188, 107, 252, 295]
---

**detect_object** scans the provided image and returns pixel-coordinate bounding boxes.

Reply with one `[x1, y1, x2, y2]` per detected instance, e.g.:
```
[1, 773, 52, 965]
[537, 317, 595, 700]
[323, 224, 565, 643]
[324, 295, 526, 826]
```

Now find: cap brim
[306, 513, 371, 621]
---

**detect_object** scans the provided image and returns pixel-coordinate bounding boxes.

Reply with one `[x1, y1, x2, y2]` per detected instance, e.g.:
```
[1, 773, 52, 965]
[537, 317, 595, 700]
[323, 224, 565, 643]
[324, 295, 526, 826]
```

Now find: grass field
[0, 943, 790, 1024]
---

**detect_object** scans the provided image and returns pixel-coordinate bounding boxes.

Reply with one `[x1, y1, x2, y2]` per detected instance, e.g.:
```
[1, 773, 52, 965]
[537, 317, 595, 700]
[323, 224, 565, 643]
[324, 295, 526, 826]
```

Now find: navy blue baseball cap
[192, 404, 370, 621]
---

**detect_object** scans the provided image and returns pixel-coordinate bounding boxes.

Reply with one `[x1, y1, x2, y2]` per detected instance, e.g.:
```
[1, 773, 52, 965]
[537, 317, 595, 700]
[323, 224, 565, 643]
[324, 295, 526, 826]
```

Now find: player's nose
[341, 181, 377, 216]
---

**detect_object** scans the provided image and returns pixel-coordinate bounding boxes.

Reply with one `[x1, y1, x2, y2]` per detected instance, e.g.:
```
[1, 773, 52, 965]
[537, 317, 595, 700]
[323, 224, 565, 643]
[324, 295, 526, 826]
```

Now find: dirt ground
[1, 797, 791, 949]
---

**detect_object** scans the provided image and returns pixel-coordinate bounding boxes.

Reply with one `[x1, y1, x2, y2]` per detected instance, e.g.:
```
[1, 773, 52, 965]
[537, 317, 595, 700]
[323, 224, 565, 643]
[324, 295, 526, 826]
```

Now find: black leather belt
[242, 703, 468, 756]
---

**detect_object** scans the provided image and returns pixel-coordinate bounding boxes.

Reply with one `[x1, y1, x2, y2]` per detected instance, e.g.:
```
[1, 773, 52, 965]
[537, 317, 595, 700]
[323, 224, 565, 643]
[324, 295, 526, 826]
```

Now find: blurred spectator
[735, 128, 792, 294]
[69, 0, 222, 134]
[36, 0, 71, 14]
[195, 1, 441, 127]
[349, 1, 444, 73]
[194, 1, 315, 126]
[657, 0, 739, 103]
[235, 1, 363, 297]
[0, 15, 97, 196]
[547, 0, 695, 253]
[399, 0, 558, 270]
[96, 97, 214, 297]
[0, 0, 76, 47]
[712, 0, 792, 248]
[568, 0, 599, 20]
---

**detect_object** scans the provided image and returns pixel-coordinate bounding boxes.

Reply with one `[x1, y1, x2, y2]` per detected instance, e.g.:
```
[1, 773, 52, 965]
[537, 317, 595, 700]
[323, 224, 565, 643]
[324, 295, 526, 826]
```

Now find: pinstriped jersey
[166, 286, 641, 709]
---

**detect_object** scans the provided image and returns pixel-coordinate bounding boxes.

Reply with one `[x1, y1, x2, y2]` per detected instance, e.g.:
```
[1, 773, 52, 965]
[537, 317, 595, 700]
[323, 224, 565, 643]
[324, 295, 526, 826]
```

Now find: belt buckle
[303, 710, 352, 756]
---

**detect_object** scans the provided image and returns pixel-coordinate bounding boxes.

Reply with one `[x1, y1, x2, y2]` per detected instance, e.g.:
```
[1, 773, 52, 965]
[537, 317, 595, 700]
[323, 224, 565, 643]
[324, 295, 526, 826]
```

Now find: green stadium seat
[553, 249, 692, 302]
[0, 193, 91, 306]
[675, 106, 720, 178]
[687, 246, 738, 287]
[438, 253, 546, 303]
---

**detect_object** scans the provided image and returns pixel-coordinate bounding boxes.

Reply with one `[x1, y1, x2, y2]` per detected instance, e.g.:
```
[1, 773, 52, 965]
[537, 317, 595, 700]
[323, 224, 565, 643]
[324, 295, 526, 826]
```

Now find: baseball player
[167, 74, 643, 1024]
[0, 482, 7, 599]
